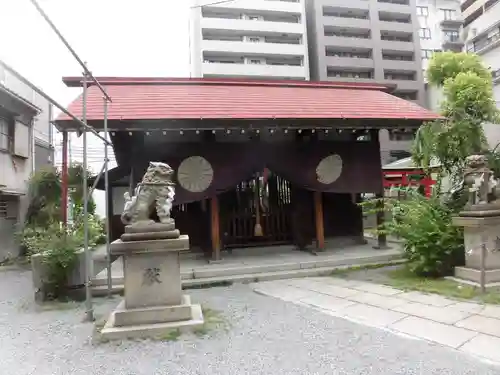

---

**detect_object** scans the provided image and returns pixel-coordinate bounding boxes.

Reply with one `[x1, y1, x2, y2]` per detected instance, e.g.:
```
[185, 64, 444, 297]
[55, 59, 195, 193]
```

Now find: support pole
[314, 191, 325, 251]
[61, 131, 68, 227]
[82, 71, 94, 321]
[0, 60, 111, 145]
[480, 242, 487, 294]
[210, 196, 221, 262]
[103, 98, 112, 298]
[373, 193, 389, 250]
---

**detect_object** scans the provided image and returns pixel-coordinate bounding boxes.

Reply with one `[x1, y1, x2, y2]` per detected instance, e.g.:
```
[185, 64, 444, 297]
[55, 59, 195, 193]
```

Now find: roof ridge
[61, 76, 392, 91]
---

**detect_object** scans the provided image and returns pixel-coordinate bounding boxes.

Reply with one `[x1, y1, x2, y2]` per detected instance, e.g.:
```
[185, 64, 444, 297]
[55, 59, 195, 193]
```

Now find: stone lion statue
[462, 155, 500, 213]
[121, 162, 176, 225]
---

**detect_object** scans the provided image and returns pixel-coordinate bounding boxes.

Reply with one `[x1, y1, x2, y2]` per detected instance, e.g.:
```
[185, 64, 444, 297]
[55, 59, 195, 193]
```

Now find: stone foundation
[452, 215, 500, 286]
[100, 295, 204, 340]
[100, 227, 204, 341]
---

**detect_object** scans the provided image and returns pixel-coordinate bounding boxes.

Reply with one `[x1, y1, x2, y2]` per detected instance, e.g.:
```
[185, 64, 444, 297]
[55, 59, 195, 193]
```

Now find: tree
[361, 52, 500, 278]
[24, 163, 96, 229]
[413, 52, 499, 180]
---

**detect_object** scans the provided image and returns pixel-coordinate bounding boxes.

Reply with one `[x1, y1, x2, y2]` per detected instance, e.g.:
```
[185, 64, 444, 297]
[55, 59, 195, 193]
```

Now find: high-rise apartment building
[461, 0, 500, 146]
[190, 0, 310, 80]
[305, 0, 425, 105]
[305, 0, 426, 163]
[416, 0, 463, 74]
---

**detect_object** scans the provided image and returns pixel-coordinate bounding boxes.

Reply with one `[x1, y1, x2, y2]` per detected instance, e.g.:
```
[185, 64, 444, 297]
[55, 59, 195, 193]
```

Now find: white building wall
[416, 0, 462, 77]
[0, 67, 54, 261]
[190, 0, 310, 80]
[460, 1, 500, 147]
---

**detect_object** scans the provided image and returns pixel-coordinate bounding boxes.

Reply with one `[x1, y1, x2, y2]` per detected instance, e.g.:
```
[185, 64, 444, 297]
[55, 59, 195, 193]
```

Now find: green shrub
[18, 213, 105, 299]
[361, 188, 464, 277]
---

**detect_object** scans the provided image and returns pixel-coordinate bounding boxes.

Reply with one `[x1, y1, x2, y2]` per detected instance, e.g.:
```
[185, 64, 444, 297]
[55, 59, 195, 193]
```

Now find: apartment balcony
[492, 68, 500, 85]
[376, 2, 411, 15]
[323, 16, 371, 29]
[388, 79, 421, 91]
[326, 75, 375, 84]
[201, 61, 307, 79]
[324, 35, 374, 49]
[380, 39, 414, 52]
[323, 0, 369, 10]
[467, 30, 500, 55]
[378, 20, 413, 33]
[201, 17, 304, 35]
[326, 56, 374, 69]
[204, 0, 302, 14]
[202, 40, 305, 56]
[439, 17, 463, 28]
[382, 59, 418, 70]
[442, 37, 464, 51]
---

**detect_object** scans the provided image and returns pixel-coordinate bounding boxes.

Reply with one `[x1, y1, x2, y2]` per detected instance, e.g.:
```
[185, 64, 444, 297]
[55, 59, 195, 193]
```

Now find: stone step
[91, 258, 406, 297]
[92, 251, 403, 287]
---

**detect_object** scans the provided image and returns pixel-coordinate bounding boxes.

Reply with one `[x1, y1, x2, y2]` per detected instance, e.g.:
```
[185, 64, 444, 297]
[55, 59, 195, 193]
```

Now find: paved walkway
[251, 276, 500, 365]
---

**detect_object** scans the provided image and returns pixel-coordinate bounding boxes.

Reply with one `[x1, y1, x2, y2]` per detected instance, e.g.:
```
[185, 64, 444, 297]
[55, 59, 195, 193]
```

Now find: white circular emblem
[316, 154, 343, 185]
[177, 156, 214, 193]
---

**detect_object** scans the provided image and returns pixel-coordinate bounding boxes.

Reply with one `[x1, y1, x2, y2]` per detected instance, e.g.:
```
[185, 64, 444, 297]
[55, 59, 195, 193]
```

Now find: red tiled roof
[56, 77, 441, 122]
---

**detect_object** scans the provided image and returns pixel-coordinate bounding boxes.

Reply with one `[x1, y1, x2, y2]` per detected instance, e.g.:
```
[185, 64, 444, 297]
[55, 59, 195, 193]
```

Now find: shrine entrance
[219, 170, 294, 249]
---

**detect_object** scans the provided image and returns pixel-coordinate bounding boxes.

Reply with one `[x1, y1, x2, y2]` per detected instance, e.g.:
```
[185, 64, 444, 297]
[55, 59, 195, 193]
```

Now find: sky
[0, 0, 192, 215]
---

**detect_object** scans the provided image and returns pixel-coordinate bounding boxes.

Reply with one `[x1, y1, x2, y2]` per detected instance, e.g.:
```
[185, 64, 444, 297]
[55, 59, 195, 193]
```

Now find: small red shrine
[382, 157, 439, 197]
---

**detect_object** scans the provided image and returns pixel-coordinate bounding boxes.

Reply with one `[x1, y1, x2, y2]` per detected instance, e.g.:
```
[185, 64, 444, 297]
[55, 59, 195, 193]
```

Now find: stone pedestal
[452, 215, 500, 287]
[100, 227, 204, 340]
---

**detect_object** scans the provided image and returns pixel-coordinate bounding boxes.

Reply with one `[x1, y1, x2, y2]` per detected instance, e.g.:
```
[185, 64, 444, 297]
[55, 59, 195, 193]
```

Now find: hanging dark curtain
[266, 141, 383, 193]
[159, 142, 267, 205]
[131, 140, 382, 205]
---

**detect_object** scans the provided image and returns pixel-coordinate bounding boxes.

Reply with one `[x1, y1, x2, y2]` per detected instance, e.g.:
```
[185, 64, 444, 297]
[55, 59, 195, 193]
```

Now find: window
[440, 9, 456, 20]
[249, 59, 263, 64]
[421, 49, 433, 59]
[416, 6, 428, 16]
[248, 15, 263, 21]
[248, 37, 262, 43]
[444, 30, 459, 41]
[419, 28, 431, 39]
[0, 117, 13, 152]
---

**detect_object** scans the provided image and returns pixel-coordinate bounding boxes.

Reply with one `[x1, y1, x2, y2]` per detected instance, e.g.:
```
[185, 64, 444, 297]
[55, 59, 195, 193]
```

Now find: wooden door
[219, 172, 293, 248]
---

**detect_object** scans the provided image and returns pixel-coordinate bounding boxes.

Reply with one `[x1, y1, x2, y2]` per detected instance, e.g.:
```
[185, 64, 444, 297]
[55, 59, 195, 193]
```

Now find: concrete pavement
[252, 276, 500, 365]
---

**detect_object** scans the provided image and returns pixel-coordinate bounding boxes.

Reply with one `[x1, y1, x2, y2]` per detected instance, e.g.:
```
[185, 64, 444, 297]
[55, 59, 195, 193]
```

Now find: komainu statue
[121, 162, 176, 226]
[461, 154, 500, 216]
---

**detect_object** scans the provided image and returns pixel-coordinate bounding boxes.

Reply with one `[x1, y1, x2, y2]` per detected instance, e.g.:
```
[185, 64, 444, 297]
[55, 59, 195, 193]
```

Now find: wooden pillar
[314, 191, 325, 251]
[61, 131, 68, 227]
[210, 196, 221, 261]
[128, 165, 135, 195]
[373, 193, 389, 249]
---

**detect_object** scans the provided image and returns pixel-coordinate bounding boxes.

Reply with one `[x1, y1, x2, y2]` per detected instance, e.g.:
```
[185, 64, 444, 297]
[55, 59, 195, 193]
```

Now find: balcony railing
[378, 0, 410, 5]
[385, 74, 416, 80]
[492, 68, 500, 83]
[467, 29, 500, 53]
[380, 35, 412, 42]
[325, 32, 371, 39]
[327, 71, 374, 79]
[324, 12, 369, 20]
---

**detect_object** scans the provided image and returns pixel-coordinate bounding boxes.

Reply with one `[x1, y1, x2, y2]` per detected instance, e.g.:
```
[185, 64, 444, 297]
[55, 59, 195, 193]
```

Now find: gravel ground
[1, 268, 500, 375]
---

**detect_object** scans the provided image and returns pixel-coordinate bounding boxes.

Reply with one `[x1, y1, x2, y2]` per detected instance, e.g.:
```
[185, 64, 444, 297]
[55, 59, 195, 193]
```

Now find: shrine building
[54, 78, 440, 261]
